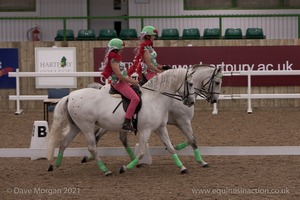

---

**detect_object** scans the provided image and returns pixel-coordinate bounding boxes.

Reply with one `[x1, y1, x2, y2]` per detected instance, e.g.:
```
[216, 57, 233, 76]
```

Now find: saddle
[109, 85, 142, 131]
[139, 73, 148, 86]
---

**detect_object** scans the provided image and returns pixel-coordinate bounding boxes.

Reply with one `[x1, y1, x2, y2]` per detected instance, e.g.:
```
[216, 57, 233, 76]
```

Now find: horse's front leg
[119, 132, 136, 161]
[119, 130, 151, 174]
[174, 120, 208, 167]
[156, 126, 188, 174]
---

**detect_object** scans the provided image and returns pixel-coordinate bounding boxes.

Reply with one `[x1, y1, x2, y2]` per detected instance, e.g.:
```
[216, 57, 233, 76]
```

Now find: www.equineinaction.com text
[192, 187, 290, 195]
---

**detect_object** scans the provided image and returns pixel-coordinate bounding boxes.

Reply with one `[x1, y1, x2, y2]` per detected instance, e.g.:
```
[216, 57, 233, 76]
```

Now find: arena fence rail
[8, 69, 300, 114]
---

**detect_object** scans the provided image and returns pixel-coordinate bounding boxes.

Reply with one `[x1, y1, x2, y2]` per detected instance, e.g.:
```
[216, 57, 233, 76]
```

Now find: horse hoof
[119, 165, 126, 174]
[136, 163, 146, 168]
[181, 168, 188, 174]
[47, 164, 54, 172]
[202, 163, 209, 168]
[201, 161, 209, 168]
[180, 166, 188, 174]
[105, 171, 113, 176]
[81, 156, 89, 163]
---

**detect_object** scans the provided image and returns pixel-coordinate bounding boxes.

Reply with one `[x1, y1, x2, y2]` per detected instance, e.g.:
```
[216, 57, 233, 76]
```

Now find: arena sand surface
[0, 108, 300, 200]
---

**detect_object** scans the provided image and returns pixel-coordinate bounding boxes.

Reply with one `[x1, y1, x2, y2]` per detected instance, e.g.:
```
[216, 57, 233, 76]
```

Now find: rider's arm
[111, 62, 138, 86]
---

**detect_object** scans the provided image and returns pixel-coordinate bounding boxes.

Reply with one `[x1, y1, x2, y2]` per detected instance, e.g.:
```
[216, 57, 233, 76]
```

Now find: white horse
[47, 68, 195, 176]
[165, 64, 222, 166]
[83, 64, 223, 167]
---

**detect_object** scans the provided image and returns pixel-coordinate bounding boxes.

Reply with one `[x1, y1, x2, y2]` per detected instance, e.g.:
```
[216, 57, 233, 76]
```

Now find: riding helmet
[141, 26, 158, 36]
[108, 38, 125, 50]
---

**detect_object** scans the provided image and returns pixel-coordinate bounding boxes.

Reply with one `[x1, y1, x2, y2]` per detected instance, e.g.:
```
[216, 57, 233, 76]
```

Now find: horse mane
[87, 82, 102, 89]
[143, 69, 187, 94]
[192, 64, 213, 69]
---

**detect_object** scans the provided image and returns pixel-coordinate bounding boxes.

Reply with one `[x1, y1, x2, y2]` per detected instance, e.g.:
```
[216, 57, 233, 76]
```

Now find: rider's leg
[112, 82, 140, 131]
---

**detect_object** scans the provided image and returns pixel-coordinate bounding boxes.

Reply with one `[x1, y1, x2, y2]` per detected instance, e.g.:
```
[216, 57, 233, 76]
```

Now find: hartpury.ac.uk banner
[94, 46, 300, 87]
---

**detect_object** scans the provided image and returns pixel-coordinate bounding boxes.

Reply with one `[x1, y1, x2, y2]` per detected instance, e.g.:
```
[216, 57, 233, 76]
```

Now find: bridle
[141, 70, 194, 102]
[194, 67, 221, 100]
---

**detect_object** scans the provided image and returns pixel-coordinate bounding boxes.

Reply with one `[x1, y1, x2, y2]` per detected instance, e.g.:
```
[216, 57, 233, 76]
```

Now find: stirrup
[122, 123, 136, 132]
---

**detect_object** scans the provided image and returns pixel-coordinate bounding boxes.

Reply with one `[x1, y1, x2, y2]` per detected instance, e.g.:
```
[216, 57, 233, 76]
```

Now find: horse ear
[215, 67, 223, 78]
[217, 67, 223, 73]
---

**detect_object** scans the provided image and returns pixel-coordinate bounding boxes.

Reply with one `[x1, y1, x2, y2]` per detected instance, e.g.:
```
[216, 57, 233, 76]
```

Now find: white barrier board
[0, 146, 299, 158]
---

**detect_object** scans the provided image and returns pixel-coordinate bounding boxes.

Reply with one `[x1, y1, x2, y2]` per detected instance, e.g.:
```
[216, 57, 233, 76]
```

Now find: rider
[127, 25, 171, 84]
[102, 38, 140, 132]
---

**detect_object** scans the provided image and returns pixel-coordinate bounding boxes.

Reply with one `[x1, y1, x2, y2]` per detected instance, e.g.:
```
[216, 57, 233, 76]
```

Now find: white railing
[9, 69, 300, 114]
[197, 70, 300, 114]
[216, 70, 300, 113]
[8, 69, 104, 114]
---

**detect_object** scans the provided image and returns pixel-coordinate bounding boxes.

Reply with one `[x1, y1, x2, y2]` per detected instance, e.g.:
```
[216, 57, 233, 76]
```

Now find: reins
[141, 70, 194, 102]
[141, 86, 184, 101]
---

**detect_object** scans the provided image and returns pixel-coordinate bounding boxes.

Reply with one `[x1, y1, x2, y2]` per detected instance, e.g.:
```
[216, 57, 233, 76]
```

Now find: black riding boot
[122, 118, 136, 132]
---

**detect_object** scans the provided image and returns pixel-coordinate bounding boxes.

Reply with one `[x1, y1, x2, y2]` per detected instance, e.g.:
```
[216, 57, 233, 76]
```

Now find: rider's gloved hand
[162, 65, 172, 70]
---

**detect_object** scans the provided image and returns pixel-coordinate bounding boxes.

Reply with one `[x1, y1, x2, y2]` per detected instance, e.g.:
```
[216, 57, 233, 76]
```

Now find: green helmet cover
[141, 26, 158, 36]
[108, 38, 125, 50]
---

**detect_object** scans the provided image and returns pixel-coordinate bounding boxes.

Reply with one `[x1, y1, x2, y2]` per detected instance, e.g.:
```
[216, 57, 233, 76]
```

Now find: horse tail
[47, 96, 69, 161]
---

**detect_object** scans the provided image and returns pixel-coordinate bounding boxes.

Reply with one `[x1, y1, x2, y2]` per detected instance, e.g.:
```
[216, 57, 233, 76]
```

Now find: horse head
[177, 67, 195, 107]
[192, 64, 223, 104]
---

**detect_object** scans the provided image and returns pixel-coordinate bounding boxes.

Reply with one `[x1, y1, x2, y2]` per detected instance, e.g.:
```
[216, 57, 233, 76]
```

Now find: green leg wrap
[125, 146, 136, 161]
[175, 141, 189, 150]
[194, 149, 203, 163]
[126, 157, 139, 170]
[172, 154, 183, 168]
[55, 151, 63, 167]
[97, 160, 109, 173]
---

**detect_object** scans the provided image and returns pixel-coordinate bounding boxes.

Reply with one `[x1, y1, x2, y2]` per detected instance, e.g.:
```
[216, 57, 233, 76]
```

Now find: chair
[54, 29, 75, 41]
[43, 88, 69, 122]
[76, 29, 96, 40]
[203, 28, 221, 39]
[97, 29, 117, 40]
[245, 28, 265, 39]
[182, 28, 200, 39]
[224, 28, 243, 39]
[160, 28, 179, 40]
[119, 29, 138, 40]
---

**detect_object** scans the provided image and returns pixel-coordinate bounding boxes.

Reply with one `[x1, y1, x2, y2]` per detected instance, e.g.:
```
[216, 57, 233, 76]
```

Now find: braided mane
[143, 69, 187, 94]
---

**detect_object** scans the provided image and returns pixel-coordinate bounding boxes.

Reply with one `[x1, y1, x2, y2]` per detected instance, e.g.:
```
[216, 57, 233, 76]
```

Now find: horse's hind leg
[81, 127, 107, 163]
[83, 130, 112, 176]
[48, 124, 80, 171]
[174, 120, 208, 167]
[119, 130, 151, 174]
[156, 127, 188, 174]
